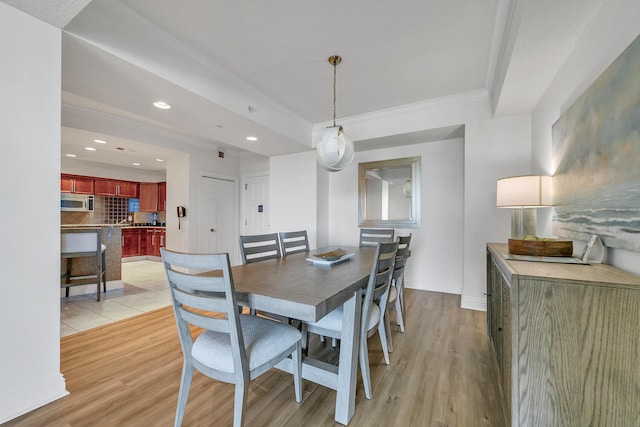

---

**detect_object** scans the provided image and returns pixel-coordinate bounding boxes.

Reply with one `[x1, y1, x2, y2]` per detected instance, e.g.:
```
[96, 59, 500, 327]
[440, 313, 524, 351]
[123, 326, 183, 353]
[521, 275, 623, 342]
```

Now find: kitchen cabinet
[139, 182, 159, 212]
[122, 228, 143, 257]
[158, 182, 166, 211]
[146, 228, 165, 257]
[61, 174, 94, 194]
[95, 179, 139, 198]
[486, 243, 640, 426]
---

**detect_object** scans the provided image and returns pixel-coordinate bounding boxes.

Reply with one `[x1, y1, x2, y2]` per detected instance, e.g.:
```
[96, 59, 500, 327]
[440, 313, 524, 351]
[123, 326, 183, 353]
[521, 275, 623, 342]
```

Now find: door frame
[197, 171, 240, 265]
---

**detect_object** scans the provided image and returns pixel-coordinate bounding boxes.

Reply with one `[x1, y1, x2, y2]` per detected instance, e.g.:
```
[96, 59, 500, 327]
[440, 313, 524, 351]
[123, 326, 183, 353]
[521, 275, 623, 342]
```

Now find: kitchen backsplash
[61, 196, 166, 225]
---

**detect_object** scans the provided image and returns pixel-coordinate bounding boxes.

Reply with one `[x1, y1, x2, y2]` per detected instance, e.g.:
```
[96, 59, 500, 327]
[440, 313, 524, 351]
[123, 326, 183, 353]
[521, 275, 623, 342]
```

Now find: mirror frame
[358, 156, 421, 229]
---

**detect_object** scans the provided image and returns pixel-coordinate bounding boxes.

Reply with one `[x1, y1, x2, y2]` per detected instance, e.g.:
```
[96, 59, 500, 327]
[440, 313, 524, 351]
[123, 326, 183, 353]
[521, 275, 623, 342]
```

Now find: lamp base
[511, 208, 537, 238]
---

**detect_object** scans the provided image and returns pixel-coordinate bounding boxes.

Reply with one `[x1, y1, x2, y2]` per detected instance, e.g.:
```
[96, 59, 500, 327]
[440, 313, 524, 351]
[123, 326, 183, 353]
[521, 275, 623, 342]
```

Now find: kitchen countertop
[62, 224, 166, 229]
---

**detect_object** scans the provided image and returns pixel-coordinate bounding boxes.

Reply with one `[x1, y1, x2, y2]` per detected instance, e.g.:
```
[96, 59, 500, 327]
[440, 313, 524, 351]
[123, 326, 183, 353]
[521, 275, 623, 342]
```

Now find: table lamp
[496, 175, 551, 238]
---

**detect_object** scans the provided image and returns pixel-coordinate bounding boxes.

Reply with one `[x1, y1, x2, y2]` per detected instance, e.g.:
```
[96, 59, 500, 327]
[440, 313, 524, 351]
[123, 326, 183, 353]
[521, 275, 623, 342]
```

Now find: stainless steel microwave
[61, 193, 94, 212]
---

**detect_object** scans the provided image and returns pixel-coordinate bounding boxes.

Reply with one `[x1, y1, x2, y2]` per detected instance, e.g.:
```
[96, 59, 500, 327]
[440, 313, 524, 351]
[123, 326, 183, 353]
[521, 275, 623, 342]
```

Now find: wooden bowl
[508, 238, 573, 257]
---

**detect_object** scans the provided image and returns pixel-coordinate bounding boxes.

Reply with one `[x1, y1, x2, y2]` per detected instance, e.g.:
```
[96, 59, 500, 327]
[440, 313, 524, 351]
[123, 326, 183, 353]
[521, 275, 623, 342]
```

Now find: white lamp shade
[317, 126, 354, 172]
[496, 175, 552, 208]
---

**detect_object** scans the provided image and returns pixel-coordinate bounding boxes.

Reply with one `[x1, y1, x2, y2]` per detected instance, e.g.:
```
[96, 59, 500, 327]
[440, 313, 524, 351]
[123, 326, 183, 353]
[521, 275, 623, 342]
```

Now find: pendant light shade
[317, 55, 354, 172]
[317, 125, 354, 172]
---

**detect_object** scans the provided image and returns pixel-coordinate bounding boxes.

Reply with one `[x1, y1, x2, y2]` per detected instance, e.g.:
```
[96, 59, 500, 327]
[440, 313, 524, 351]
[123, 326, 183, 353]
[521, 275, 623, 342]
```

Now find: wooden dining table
[230, 245, 376, 425]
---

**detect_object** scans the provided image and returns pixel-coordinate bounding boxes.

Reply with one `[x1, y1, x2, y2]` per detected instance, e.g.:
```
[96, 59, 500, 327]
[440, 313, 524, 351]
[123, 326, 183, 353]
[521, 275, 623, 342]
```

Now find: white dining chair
[301, 241, 398, 399]
[160, 248, 302, 427]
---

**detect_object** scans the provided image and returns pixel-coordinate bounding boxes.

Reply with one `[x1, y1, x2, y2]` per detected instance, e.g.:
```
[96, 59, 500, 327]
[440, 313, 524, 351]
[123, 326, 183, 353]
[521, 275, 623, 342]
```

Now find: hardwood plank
[6, 290, 505, 426]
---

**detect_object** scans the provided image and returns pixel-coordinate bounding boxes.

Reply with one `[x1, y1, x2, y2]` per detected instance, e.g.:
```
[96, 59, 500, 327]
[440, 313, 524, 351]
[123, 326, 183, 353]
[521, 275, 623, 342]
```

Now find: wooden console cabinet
[486, 243, 640, 426]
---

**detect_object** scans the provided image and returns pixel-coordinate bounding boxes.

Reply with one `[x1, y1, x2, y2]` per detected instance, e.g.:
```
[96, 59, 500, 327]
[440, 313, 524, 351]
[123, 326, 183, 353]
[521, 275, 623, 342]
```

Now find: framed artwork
[552, 34, 640, 252]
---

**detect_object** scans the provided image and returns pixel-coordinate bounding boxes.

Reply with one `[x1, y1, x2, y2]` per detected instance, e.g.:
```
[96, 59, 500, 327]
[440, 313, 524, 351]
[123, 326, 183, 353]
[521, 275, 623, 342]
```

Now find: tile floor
[60, 260, 170, 337]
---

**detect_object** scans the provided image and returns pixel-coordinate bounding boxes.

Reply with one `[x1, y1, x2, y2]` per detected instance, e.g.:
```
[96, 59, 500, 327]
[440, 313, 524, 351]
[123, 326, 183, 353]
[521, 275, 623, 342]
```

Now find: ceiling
[4, 0, 605, 171]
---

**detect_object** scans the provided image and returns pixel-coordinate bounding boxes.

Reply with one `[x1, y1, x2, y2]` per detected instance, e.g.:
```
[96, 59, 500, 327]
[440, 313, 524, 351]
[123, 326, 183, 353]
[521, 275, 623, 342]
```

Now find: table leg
[335, 289, 362, 425]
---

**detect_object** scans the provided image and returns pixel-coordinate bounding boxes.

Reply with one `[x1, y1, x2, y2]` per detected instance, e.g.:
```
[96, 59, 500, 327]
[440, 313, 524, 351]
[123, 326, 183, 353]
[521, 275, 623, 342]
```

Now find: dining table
[230, 245, 376, 425]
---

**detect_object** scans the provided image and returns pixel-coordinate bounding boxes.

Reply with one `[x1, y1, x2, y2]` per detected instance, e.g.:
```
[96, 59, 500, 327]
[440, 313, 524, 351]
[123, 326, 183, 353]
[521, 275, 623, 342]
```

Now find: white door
[242, 175, 270, 235]
[198, 175, 237, 262]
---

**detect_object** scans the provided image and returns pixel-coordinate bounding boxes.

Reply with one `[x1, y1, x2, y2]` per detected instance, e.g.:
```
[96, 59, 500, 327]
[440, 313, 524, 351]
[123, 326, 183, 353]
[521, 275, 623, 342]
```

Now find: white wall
[532, 0, 640, 275]
[269, 151, 319, 249]
[313, 92, 531, 310]
[271, 93, 530, 309]
[0, 4, 67, 423]
[327, 139, 465, 294]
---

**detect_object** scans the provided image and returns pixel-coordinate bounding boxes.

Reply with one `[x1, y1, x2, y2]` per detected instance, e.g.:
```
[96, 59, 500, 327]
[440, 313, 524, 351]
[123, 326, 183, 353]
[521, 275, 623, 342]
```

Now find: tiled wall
[61, 196, 165, 225]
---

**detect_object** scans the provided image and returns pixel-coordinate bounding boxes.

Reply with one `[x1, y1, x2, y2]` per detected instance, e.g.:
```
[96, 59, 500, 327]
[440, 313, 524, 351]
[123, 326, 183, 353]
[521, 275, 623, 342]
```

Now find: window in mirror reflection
[359, 156, 421, 228]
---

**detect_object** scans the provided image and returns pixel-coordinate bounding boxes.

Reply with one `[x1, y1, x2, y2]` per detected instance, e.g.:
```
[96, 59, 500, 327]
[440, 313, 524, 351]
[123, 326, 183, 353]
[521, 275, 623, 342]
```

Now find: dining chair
[359, 228, 395, 247]
[301, 240, 398, 399]
[239, 233, 281, 264]
[160, 248, 302, 427]
[385, 234, 412, 352]
[239, 233, 290, 321]
[278, 230, 310, 256]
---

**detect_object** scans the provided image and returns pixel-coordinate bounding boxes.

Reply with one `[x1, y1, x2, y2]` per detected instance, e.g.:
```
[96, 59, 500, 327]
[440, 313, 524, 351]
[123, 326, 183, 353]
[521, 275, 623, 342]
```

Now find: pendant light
[317, 55, 355, 172]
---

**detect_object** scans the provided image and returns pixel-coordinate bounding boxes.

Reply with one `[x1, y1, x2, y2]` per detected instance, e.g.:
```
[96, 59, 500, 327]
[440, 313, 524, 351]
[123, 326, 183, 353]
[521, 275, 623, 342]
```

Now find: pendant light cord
[332, 60, 337, 127]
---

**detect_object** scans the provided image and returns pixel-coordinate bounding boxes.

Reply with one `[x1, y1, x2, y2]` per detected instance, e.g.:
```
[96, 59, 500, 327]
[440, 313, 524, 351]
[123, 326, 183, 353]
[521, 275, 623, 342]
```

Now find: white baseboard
[461, 296, 486, 311]
[60, 279, 124, 297]
[0, 373, 68, 424]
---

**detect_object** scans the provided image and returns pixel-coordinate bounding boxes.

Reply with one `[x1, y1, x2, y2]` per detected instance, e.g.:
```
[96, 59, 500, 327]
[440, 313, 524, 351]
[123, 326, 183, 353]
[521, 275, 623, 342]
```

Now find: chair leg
[233, 380, 249, 427]
[301, 324, 309, 356]
[384, 306, 393, 353]
[292, 342, 303, 403]
[378, 318, 390, 365]
[174, 362, 194, 427]
[395, 295, 405, 332]
[359, 338, 373, 399]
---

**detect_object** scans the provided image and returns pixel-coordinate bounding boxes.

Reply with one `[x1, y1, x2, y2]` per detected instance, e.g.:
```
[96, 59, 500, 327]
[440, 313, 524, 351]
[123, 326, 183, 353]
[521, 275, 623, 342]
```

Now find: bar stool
[61, 228, 107, 301]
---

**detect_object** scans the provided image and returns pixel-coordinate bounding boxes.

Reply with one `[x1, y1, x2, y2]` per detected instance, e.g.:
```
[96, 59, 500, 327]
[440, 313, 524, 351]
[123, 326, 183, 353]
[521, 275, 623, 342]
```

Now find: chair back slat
[173, 287, 229, 315]
[177, 305, 229, 333]
[279, 230, 310, 256]
[239, 233, 282, 263]
[359, 228, 395, 247]
[166, 268, 227, 293]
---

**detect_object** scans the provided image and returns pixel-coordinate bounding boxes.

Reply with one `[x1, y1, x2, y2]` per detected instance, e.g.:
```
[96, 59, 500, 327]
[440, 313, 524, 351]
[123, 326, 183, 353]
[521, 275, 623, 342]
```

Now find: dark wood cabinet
[122, 228, 142, 257]
[61, 174, 94, 194]
[122, 228, 164, 258]
[118, 181, 139, 198]
[95, 179, 138, 198]
[146, 228, 165, 256]
[158, 182, 166, 212]
[139, 183, 159, 212]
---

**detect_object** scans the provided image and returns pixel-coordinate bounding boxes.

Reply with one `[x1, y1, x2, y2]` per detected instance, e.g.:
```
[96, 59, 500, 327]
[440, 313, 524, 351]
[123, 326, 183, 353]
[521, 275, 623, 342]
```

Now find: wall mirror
[358, 156, 421, 228]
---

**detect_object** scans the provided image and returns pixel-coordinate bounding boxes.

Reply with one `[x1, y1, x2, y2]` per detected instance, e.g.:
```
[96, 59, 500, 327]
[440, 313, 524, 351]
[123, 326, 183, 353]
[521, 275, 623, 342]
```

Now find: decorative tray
[306, 248, 355, 265]
[508, 238, 573, 257]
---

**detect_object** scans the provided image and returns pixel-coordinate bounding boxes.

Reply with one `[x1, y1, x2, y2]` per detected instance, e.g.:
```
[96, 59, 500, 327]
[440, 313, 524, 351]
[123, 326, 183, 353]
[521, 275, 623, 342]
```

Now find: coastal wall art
[552, 33, 640, 252]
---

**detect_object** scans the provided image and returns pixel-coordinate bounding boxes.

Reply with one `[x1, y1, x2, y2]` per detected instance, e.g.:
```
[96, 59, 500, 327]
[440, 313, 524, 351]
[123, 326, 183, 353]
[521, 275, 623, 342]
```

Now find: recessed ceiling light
[85, 147, 96, 151]
[132, 162, 141, 166]
[246, 136, 258, 141]
[153, 101, 171, 109]
[93, 139, 107, 144]
[65, 154, 77, 158]
[155, 158, 164, 162]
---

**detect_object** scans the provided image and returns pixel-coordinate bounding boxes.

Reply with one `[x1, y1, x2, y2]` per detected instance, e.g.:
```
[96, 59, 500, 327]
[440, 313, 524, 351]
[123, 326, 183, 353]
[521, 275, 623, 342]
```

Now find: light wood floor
[7, 290, 505, 427]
